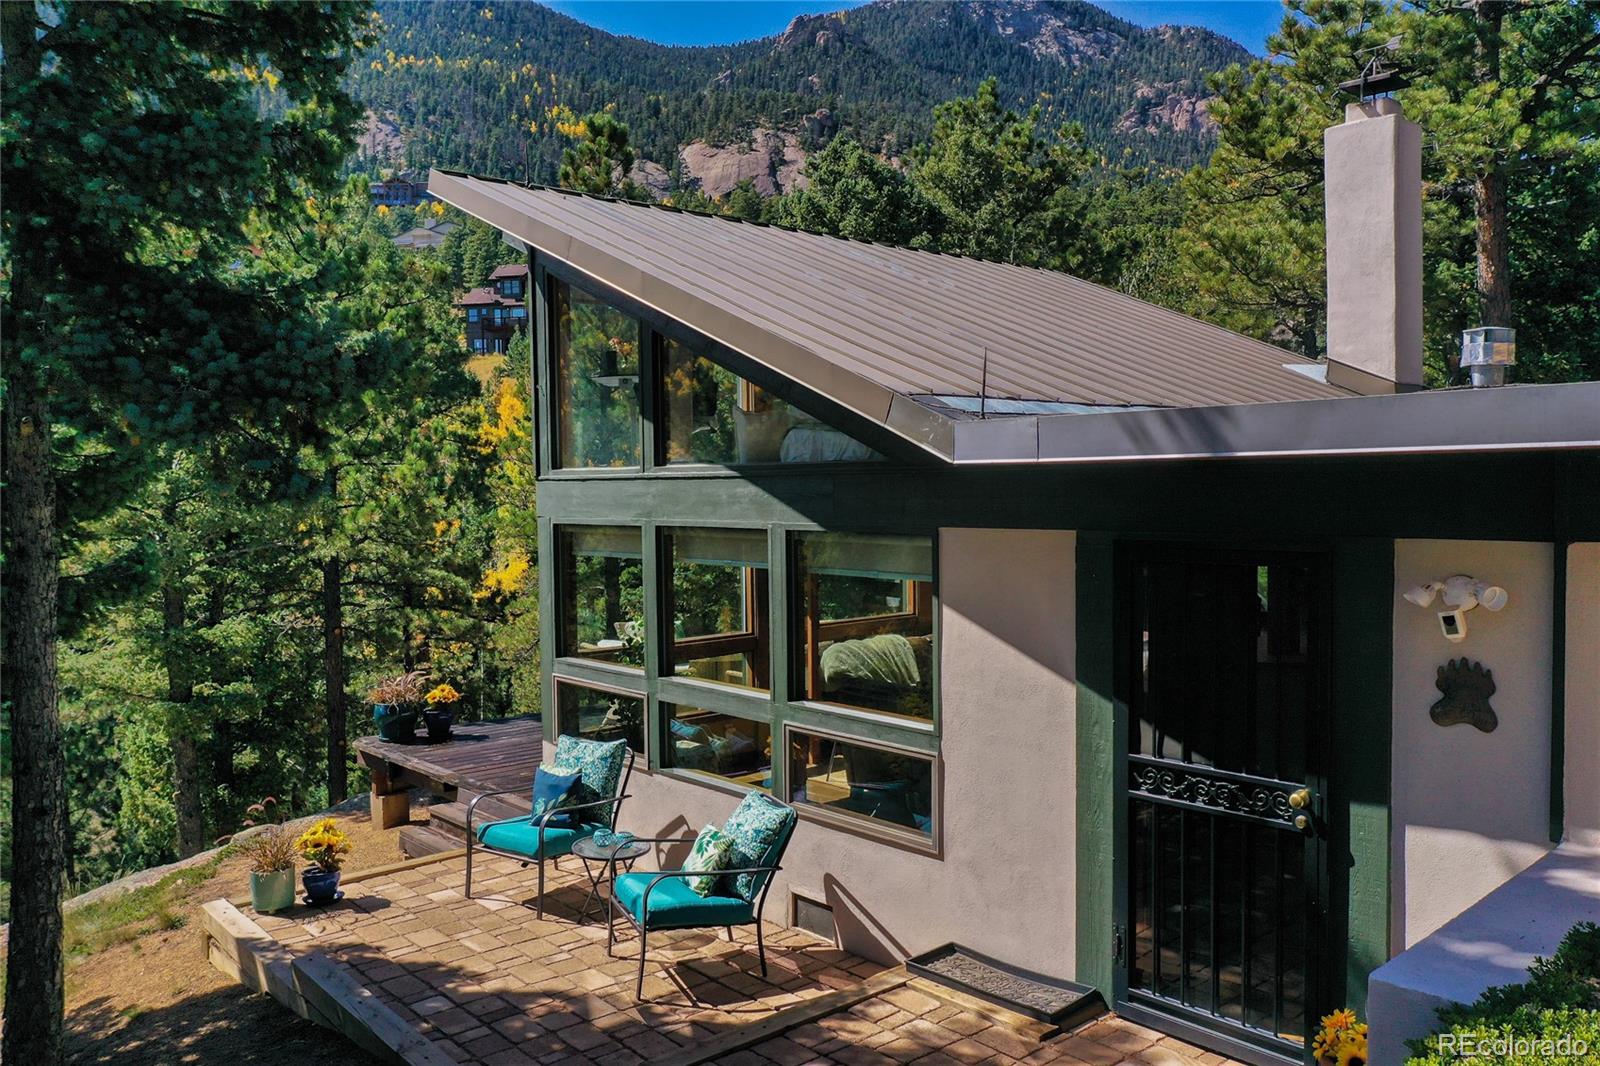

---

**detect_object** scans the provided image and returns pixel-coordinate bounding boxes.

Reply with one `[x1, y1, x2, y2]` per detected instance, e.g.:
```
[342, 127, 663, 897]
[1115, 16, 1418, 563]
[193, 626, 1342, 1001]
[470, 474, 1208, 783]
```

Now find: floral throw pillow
[719, 793, 796, 900]
[529, 763, 583, 829]
[684, 824, 733, 897]
[553, 735, 628, 822]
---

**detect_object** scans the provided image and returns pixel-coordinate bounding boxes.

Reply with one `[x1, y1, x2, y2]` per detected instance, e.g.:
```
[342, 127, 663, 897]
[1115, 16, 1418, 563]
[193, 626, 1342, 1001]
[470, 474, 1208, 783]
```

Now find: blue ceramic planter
[373, 703, 416, 743]
[302, 866, 341, 904]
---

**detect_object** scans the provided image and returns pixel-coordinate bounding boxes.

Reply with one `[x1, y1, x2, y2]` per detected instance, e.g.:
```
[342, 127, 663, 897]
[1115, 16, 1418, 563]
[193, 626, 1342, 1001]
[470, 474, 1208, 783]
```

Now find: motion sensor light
[1402, 574, 1508, 643]
[1403, 582, 1442, 608]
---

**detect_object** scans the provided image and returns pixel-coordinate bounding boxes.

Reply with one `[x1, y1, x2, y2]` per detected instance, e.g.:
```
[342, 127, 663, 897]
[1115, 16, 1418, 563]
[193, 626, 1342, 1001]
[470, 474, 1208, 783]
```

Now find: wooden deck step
[426, 791, 530, 845]
[397, 824, 461, 860]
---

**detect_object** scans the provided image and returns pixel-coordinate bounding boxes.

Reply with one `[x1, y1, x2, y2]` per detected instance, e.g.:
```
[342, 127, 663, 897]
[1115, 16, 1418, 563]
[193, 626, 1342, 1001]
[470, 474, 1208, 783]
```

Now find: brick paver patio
[244, 853, 1243, 1066]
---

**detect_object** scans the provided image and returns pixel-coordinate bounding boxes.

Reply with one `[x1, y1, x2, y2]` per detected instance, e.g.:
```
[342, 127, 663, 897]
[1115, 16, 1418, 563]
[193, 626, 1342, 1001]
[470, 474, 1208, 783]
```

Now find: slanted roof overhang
[954, 381, 1600, 464]
[431, 169, 1600, 467]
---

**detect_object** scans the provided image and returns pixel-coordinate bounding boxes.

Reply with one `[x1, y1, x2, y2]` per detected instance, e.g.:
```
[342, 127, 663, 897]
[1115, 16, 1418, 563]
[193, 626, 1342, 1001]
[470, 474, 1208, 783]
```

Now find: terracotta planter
[249, 868, 296, 914]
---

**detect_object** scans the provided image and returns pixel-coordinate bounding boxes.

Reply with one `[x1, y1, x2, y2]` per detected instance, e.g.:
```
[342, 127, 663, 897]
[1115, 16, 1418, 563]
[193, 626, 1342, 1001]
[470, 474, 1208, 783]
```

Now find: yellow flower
[426, 683, 461, 705]
[1335, 1037, 1366, 1066]
[1322, 1009, 1357, 1031]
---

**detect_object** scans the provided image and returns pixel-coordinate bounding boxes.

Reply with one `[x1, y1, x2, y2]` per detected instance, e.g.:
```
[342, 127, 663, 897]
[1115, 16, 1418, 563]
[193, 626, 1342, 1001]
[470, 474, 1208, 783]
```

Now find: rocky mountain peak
[957, 0, 1126, 66]
[775, 11, 851, 53]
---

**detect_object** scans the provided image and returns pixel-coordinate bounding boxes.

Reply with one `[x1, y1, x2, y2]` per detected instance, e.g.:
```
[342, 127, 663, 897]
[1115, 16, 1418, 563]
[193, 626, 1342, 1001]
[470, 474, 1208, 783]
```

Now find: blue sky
[543, 1, 1287, 54]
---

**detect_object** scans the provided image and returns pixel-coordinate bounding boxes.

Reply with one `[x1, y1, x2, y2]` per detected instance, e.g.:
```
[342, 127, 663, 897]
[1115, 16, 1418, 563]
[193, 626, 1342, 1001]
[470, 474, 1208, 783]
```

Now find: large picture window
[665, 527, 769, 690]
[558, 525, 644, 668]
[659, 338, 877, 466]
[557, 682, 644, 754]
[553, 279, 641, 469]
[787, 730, 933, 838]
[792, 532, 935, 719]
[664, 703, 772, 791]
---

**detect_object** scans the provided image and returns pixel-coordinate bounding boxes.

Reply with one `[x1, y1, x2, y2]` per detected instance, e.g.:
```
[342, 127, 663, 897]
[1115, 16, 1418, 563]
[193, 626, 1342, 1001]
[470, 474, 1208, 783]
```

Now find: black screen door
[1118, 547, 1328, 1063]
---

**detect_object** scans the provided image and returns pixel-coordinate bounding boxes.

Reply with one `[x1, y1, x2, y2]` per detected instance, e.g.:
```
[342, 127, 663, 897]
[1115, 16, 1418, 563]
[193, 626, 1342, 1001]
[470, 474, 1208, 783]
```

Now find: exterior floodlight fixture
[1402, 574, 1508, 642]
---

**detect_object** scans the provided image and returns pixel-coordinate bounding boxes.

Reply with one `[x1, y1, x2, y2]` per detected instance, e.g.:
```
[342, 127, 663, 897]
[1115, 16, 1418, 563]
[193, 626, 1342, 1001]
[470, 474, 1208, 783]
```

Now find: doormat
[906, 943, 1105, 1028]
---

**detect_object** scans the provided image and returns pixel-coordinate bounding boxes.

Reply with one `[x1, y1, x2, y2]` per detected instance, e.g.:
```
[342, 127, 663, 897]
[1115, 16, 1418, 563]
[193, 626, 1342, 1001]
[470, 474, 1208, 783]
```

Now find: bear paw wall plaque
[1430, 657, 1498, 733]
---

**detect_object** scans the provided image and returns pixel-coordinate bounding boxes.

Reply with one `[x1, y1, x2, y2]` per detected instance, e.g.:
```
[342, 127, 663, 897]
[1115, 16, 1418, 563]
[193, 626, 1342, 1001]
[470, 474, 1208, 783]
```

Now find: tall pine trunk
[2, 373, 67, 1063]
[163, 575, 206, 856]
[1474, 1, 1512, 328]
[324, 555, 347, 804]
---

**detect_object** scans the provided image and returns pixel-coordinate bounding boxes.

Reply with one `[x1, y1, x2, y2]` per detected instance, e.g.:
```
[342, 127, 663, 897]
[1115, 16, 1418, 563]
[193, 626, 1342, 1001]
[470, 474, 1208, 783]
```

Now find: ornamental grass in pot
[369, 670, 429, 742]
[295, 817, 352, 904]
[240, 823, 298, 914]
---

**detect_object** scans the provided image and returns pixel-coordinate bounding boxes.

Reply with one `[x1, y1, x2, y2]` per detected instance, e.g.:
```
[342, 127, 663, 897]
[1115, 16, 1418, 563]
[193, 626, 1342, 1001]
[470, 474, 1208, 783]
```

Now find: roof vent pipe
[1461, 326, 1516, 387]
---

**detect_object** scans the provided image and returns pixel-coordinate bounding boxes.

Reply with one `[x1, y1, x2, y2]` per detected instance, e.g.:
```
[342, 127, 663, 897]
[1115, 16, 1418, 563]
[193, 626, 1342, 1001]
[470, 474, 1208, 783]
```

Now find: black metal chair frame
[464, 747, 635, 919]
[605, 811, 792, 999]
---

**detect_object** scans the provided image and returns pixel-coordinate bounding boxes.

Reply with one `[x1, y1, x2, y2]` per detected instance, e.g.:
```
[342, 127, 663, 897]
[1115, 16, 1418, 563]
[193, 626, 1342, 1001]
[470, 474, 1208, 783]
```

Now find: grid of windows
[541, 267, 934, 846]
[551, 523, 938, 845]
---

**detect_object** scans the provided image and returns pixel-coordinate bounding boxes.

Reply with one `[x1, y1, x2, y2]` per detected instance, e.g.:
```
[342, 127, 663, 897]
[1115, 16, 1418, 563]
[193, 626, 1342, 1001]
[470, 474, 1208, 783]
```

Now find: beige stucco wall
[1565, 543, 1600, 847]
[1391, 540, 1554, 950]
[615, 528, 1080, 976]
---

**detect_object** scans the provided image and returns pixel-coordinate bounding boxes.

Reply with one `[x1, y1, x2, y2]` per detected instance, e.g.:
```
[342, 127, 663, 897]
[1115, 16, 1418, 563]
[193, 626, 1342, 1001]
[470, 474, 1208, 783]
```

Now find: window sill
[538, 461, 902, 483]
[790, 800, 941, 857]
[656, 767, 772, 803]
[552, 660, 646, 690]
[787, 699, 936, 736]
[658, 674, 772, 705]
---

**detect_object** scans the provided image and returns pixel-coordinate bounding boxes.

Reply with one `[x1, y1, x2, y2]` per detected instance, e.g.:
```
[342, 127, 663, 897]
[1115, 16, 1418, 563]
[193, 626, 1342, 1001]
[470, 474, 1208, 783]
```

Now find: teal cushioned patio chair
[465, 736, 634, 918]
[606, 792, 798, 998]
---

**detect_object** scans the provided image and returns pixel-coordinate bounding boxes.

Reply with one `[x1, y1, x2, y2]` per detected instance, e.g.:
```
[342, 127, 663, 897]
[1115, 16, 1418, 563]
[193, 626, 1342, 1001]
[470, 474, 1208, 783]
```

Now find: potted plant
[369, 670, 428, 742]
[239, 823, 297, 914]
[423, 682, 461, 741]
[295, 816, 352, 904]
[1312, 1008, 1367, 1066]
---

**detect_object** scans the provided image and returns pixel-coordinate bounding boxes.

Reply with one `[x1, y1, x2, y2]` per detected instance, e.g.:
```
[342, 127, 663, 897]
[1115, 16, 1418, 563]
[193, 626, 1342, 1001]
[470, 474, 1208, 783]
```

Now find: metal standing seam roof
[431, 170, 1600, 465]
[429, 170, 1349, 417]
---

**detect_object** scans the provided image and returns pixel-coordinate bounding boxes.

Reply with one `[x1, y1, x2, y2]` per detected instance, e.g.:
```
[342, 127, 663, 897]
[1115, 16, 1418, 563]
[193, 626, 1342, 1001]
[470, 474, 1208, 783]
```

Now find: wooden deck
[356, 716, 543, 830]
[355, 715, 542, 793]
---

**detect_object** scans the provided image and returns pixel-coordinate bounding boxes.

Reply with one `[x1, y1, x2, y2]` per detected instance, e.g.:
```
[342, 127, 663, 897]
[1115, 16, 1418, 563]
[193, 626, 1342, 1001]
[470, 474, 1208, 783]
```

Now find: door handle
[1289, 789, 1314, 833]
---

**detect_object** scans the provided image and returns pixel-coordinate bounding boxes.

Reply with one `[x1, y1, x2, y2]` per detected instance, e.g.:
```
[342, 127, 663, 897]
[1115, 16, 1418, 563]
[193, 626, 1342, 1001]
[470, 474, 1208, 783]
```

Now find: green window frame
[662, 526, 771, 693]
[555, 524, 646, 673]
[783, 723, 937, 843]
[660, 701, 774, 793]
[549, 277, 644, 471]
[531, 262, 941, 850]
[533, 260, 900, 480]
[789, 531, 937, 723]
[554, 677, 646, 755]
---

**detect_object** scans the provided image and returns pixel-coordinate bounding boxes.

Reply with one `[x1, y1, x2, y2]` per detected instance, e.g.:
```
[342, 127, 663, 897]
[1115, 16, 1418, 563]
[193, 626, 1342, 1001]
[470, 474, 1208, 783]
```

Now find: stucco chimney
[1323, 98, 1424, 393]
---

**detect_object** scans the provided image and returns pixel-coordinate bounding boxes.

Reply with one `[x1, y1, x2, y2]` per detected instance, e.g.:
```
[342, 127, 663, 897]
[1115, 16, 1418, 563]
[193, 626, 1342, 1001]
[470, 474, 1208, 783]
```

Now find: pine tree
[1, 4, 377, 1057]
[909, 77, 1097, 267]
[768, 137, 939, 245]
[1161, 0, 1599, 377]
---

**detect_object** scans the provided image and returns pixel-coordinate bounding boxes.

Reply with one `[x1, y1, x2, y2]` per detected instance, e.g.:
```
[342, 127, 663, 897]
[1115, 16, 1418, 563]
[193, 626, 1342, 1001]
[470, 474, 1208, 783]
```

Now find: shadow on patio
[245, 851, 883, 1062]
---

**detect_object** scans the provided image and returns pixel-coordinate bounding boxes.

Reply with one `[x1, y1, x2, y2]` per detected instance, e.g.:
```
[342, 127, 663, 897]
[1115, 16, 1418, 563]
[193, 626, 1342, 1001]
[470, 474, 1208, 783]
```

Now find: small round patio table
[571, 835, 650, 923]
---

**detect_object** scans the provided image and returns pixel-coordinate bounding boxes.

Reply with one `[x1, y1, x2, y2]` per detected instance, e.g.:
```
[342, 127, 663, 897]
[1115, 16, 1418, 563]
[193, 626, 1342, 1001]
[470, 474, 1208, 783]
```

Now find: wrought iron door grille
[1128, 756, 1302, 828]
[1121, 552, 1326, 1060]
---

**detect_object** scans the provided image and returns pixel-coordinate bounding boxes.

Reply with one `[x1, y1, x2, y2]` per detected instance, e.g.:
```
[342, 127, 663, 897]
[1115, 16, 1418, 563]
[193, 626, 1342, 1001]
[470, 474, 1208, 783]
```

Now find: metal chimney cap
[1461, 326, 1516, 387]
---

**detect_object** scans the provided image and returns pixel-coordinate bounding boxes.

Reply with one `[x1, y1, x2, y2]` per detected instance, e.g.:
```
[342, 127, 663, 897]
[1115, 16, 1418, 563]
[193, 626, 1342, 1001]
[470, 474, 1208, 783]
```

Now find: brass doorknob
[1294, 814, 1311, 831]
[1289, 789, 1312, 810]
